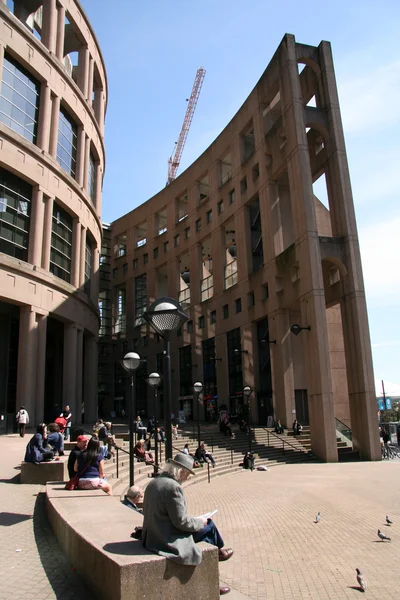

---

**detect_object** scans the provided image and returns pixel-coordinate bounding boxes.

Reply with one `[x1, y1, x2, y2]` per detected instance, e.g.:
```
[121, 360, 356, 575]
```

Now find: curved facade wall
[108, 34, 379, 461]
[0, 0, 106, 428]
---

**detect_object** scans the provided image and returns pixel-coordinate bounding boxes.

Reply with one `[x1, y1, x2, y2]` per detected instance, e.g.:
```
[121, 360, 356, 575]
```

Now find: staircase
[285, 424, 360, 462]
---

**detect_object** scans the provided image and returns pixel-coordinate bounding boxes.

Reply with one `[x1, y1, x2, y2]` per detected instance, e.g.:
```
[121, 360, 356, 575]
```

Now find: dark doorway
[44, 318, 64, 422]
[295, 389, 309, 425]
[256, 318, 273, 425]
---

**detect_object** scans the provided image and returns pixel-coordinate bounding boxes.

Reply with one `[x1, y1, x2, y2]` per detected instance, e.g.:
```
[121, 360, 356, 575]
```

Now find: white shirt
[16, 409, 28, 424]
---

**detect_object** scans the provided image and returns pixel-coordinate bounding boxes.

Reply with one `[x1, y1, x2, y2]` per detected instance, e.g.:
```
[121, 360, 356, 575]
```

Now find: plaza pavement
[1, 433, 399, 600]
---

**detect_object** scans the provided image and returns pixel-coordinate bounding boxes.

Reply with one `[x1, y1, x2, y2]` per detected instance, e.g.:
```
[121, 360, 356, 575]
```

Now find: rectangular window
[185, 227, 190, 240]
[50, 204, 73, 282]
[223, 304, 229, 319]
[228, 189, 235, 205]
[263, 282, 269, 299]
[143, 253, 148, 265]
[240, 177, 247, 193]
[57, 106, 78, 177]
[84, 237, 92, 295]
[187, 320, 193, 333]
[210, 310, 216, 324]
[235, 298, 242, 313]
[133, 258, 138, 269]
[0, 54, 40, 143]
[198, 315, 205, 329]
[153, 247, 159, 259]
[88, 152, 96, 204]
[177, 327, 182, 337]
[113, 268, 118, 278]
[0, 168, 31, 261]
[217, 200, 223, 215]
[123, 262, 128, 275]
[174, 234, 179, 247]
[248, 291, 255, 308]
[195, 219, 201, 232]
[206, 210, 212, 224]
[114, 288, 126, 334]
[135, 273, 147, 322]
[164, 241, 169, 253]
[252, 163, 260, 181]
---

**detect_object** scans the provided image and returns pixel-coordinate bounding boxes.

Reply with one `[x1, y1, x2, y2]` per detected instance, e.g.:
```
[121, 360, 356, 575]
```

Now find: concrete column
[78, 45, 89, 98]
[189, 243, 202, 305]
[90, 245, 100, 305]
[75, 327, 84, 425]
[63, 323, 78, 423]
[235, 206, 252, 278]
[41, 195, 54, 270]
[79, 225, 87, 287]
[0, 1, 7, 6]
[84, 335, 98, 424]
[242, 324, 257, 423]
[75, 125, 85, 187]
[55, 4, 65, 61]
[41, 0, 57, 54]
[87, 56, 94, 103]
[49, 94, 60, 158]
[83, 133, 91, 192]
[28, 187, 45, 266]
[16, 307, 38, 425]
[269, 310, 295, 428]
[211, 226, 225, 295]
[35, 313, 48, 424]
[37, 82, 52, 152]
[71, 218, 81, 288]
[94, 162, 102, 214]
[95, 89, 105, 135]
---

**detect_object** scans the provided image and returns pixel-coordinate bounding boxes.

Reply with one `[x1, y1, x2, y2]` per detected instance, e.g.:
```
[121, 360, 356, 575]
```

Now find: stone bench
[21, 457, 68, 484]
[46, 483, 219, 600]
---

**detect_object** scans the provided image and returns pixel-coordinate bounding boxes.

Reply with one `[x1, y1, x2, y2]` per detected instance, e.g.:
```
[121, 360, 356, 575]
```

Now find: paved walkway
[1, 434, 399, 599]
[0, 434, 93, 600]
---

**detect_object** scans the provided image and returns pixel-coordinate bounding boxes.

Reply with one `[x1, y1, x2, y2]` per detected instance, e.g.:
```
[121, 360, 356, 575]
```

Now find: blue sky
[81, 0, 400, 393]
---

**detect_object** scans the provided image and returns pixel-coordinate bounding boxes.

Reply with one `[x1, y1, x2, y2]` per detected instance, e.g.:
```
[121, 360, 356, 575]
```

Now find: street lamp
[143, 297, 189, 460]
[193, 381, 203, 449]
[290, 324, 311, 336]
[122, 352, 141, 487]
[146, 372, 162, 476]
[243, 385, 252, 454]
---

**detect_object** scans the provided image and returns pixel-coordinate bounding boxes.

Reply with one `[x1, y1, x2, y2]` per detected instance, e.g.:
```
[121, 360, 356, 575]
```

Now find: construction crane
[167, 67, 206, 185]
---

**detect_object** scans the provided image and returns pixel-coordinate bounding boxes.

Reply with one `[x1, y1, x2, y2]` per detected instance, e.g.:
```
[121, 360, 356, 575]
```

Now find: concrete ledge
[21, 458, 67, 484]
[46, 483, 219, 600]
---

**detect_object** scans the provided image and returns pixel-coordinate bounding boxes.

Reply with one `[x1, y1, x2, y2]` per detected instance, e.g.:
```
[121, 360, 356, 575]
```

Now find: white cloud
[339, 61, 400, 133]
[375, 379, 400, 396]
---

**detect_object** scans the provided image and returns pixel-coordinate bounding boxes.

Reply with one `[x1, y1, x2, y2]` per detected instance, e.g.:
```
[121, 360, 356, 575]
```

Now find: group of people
[16, 404, 72, 440]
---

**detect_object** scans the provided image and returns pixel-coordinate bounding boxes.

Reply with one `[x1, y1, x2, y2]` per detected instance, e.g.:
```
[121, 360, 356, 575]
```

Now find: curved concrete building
[0, 0, 106, 429]
[107, 34, 379, 461]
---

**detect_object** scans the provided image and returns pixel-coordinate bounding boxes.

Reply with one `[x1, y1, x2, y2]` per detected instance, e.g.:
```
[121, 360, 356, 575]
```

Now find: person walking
[60, 405, 72, 440]
[16, 406, 29, 437]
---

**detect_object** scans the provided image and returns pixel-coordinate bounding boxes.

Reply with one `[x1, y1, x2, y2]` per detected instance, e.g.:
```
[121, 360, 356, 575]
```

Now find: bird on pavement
[315, 512, 321, 524]
[386, 515, 393, 526]
[356, 568, 367, 592]
[378, 529, 391, 541]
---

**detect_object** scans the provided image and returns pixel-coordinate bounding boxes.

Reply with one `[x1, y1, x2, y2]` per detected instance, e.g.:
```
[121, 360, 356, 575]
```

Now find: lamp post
[122, 352, 141, 487]
[143, 297, 189, 460]
[243, 385, 252, 453]
[193, 381, 203, 449]
[146, 372, 162, 476]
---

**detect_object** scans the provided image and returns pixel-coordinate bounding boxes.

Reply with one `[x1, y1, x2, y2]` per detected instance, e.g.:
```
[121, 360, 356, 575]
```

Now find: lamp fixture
[290, 324, 311, 336]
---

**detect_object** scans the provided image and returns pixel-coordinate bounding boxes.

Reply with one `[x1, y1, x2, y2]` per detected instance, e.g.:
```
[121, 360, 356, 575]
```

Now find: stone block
[21, 459, 67, 484]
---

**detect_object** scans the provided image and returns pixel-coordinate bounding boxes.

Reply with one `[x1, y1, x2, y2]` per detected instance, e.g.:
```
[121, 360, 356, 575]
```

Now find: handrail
[260, 427, 309, 454]
[335, 417, 352, 441]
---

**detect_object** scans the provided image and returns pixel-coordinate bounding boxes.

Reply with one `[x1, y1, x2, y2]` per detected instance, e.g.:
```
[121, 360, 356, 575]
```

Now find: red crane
[167, 67, 206, 185]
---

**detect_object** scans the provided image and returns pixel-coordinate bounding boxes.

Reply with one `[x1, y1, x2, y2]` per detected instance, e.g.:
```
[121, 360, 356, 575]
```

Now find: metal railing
[335, 417, 352, 442]
[260, 427, 310, 454]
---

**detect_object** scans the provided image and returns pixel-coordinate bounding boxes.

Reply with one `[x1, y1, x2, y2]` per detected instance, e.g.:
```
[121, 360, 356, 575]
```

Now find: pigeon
[386, 515, 393, 526]
[315, 512, 321, 524]
[378, 528, 391, 541]
[356, 568, 367, 592]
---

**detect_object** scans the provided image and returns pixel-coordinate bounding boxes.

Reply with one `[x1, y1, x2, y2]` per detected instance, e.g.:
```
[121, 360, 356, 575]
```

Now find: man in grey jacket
[143, 452, 233, 595]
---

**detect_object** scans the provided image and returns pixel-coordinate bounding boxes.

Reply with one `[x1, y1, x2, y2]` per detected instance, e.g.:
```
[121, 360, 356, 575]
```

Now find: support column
[71, 218, 81, 288]
[84, 335, 98, 424]
[242, 324, 258, 424]
[83, 133, 91, 192]
[79, 225, 87, 287]
[49, 94, 60, 158]
[35, 313, 48, 424]
[189, 243, 202, 305]
[94, 89, 105, 135]
[269, 310, 295, 428]
[0, 43, 5, 88]
[28, 187, 45, 266]
[78, 45, 89, 98]
[41, 0, 57, 54]
[16, 307, 38, 425]
[37, 82, 52, 152]
[63, 323, 78, 424]
[90, 245, 100, 305]
[75, 126, 85, 187]
[75, 327, 84, 425]
[87, 56, 94, 103]
[94, 162, 102, 215]
[41, 195, 54, 270]
[55, 4, 65, 61]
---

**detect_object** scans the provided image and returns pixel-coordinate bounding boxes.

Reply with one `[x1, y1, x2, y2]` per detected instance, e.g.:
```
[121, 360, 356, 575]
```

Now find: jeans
[137, 427, 147, 440]
[193, 519, 224, 549]
[64, 425, 71, 440]
[47, 433, 64, 453]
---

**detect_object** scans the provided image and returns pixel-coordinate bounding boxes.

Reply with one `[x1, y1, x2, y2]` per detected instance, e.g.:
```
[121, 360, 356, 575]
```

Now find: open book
[195, 509, 218, 520]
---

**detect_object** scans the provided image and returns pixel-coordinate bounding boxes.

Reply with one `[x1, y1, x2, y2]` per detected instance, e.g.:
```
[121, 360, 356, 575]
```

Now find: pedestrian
[16, 406, 29, 437]
[396, 423, 400, 447]
[60, 405, 72, 440]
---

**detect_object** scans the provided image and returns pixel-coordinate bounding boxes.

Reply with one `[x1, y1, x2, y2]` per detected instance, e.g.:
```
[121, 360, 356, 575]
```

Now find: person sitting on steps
[292, 419, 303, 436]
[274, 420, 284, 434]
[195, 442, 216, 467]
[24, 424, 54, 464]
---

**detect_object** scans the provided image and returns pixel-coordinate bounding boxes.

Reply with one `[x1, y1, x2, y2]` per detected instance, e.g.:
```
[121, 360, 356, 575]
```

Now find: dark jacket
[123, 497, 143, 514]
[24, 433, 47, 463]
[67, 446, 83, 479]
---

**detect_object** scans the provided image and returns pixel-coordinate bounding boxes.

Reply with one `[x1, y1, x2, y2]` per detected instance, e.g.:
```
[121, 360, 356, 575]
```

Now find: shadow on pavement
[0, 473, 20, 484]
[33, 492, 95, 599]
[0, 511, 32, 526]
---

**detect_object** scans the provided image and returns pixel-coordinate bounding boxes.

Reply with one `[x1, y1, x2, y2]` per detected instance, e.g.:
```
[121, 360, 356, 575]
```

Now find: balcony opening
[224, 226, 237, 289]
[248, 196, 264, 273]
[219, 152, 232, 187]
[176, 193, 188, 222]
[201, 238, 213, 302]
[241, 122, 255, 163]
[179, 252, 191, 308]
[113, 234, 127, 258]
[263, 91, 281, 136]
[135, 222, 147, 248]
[156, 208, 167, 236]
[198, 174, 210, 204]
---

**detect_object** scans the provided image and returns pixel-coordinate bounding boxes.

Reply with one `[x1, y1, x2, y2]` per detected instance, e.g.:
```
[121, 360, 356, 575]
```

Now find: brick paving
[1, 433, 400, 599]
[0, 434, 93, 600]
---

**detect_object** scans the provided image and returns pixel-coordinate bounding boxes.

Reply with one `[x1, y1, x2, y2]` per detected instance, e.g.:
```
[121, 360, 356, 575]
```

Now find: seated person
[156, 426, 165, 443]
[147, 417, 155, 438]
[143, 452, 233, 595]
[220, 415, 233, 437]
[135, 416, 148, 441]
[195, 442, 216, 467]
[182, 443, 200, 467]
[24, 424, 54, 464]
[274, 420, 284, 434]
[292, 419, 303, 436]
[46, 422, 65, 455]
[134, 440, 154, 464]
[93, 418, 104, 434]
[74, 438, 112, 495]
[238, 419, 248, 433]
[243, 451, 255, 470]
[123, 485, 144, 513]
[171, 424, 179, 440]
[98, 421, 113, 442]
[67, 435, 88, 479]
